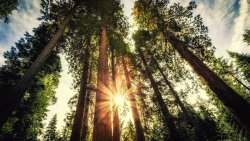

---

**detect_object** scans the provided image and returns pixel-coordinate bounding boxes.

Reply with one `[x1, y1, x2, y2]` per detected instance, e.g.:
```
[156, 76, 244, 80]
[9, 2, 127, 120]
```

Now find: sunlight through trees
[0, 0, 250, 141]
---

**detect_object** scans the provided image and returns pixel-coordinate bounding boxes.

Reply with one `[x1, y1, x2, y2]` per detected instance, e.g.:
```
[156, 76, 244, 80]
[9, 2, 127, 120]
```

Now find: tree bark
[111, 46, 120, 141]
[137, 82, 149, 140]
[166, 35, 250, 133]
[0, 3, 79, 128]
[122, 56, 145, 141]
[150, 55, 189, 117]
[138, 48, 181, 141]
[70, 38, 90, 141]
[93, 27, 112, 141]
[81, 65, 93, 141]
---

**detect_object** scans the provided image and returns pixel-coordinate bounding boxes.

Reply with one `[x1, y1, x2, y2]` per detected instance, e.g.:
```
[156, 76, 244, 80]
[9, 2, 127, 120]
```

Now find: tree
[134, 1, 250, 133]
[150, 53, 190, 120]
[2, 0, 250, 140]
[122, 56, 145, 141]
[111, 44, 120, 141]
[0, 23, 61, 141]
[0, 0, 18, 23]
[122, 121, 136, 141]
[93, 26, 112, 141]
[228, 52, 250, 86]
[70, 38, 90, 141]
[133, 24, 224, 140]
[109, 31, 128, 141]
[204, 57, 250, 139]
[0, 1, 80, 128]
[43, 115, 59, 141]
[81, 66, 94, 141]
[136, 44, 180, 141]
[228, 29, 250, 84]
[91, 0, 128, 140]
[243, 29, 250, 45]
[136, 81, 150, 140]
[60, 98, 77, 141]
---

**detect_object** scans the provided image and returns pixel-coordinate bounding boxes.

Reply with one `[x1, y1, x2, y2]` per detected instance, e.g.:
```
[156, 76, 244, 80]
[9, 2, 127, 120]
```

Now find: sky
[174, 0, 250, 57]
[0, 0, 249, 129]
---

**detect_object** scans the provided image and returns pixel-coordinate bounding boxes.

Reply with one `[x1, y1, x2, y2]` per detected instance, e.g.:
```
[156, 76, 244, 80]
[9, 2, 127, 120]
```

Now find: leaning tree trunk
[70, 38, 90, 141]
[165, 34, 250, 133]
[138, 48, 181, 141]
[0, 3, 79, 128]
[150, 54, 196, 128]
[111, 46, 120, 141]
[232, 75, 250, 92]
[150, 55, 189, 117]
[137, 82, 149, 140]
[81, 65, 93, 141]
[122, 56, 145, 141]
[93, 27, 112, 141]
[152, 6, 250, 131]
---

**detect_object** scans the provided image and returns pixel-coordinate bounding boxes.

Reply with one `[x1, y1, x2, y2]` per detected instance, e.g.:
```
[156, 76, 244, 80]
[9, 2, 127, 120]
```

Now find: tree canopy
[0, 0, 250, 141]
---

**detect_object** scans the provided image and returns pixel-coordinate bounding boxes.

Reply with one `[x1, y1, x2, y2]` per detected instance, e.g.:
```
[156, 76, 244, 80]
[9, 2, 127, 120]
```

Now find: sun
[114, 95, 124, 106]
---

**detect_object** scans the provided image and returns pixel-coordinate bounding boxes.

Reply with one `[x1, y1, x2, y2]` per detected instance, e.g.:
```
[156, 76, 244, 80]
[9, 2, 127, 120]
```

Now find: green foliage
[0, 23, 61, 140]
[243, 29, 250, 45]
[86, 0, 127, 30]
[228, 29, 250, 84]
[229, 52, 250, 83]
[122, 121, 136, 141]
[193, 106, 222, 140]
[57, 95, 77, 141]
[133, 29, 223, 140]
[134, 1, 215, 62]
[205, 57, 250, 139]
[43, 115, 59, 141]
[132, 1, 250, 140]
[0, 0, 18, 23]
[1, 0, 250, 140]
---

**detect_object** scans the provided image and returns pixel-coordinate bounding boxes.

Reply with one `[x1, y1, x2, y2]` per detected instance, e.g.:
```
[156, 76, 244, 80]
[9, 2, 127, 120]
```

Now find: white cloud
[230, 0, 250, 53]
[0, 0, 41, 65]
[1, 0, 249, 132]
[192, 0, 236, 57]
[170, 0, 250, 56]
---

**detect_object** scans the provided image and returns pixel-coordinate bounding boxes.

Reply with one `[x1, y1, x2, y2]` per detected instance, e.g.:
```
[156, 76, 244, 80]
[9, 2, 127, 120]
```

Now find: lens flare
[114, 95, 124, 106]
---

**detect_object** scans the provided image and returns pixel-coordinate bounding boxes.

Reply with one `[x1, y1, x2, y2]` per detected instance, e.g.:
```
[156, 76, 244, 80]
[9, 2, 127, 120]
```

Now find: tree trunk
[111, 46, 120, 141]
[138, 48, 181, 141]
[81, 65, 93, 141]
[0, 3, 79, 128]
[150, 55, 189, 116]
[70, 38, 90, 141]
[150, 54, 196, 129]
[137, 82, 149, 140]
[93, 27, 112, 141]
[122, 56, 145, 141]
[166, 35, 250, 133]
[232, 75, 250, 92]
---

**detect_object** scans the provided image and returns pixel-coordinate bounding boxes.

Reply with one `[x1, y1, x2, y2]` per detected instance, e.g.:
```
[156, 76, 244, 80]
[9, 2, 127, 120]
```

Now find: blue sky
[0, 0, 249, 129]
[0, 0, 41, 65]
[174, 0, 250, 56]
